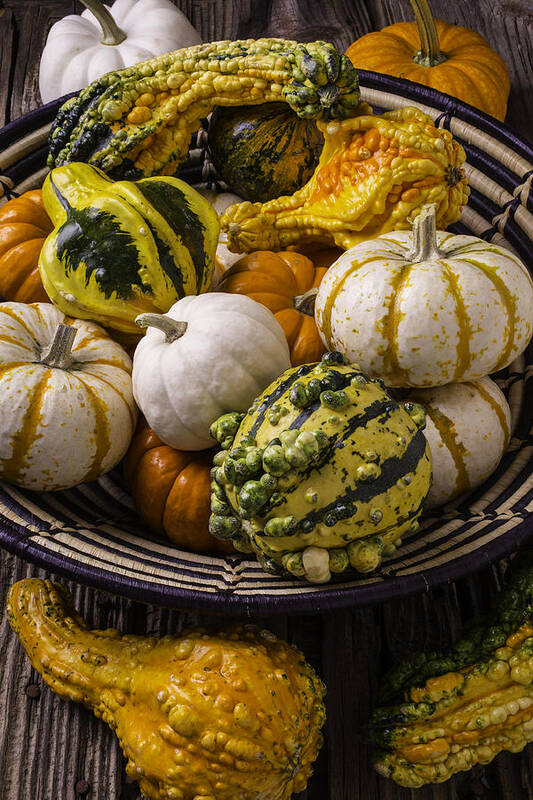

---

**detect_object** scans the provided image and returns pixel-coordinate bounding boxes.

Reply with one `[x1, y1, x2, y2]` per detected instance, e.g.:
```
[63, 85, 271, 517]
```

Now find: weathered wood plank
[0, 9, 15, 127]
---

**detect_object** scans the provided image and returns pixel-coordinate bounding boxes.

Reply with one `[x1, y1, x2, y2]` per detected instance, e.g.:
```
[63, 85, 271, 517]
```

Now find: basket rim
[1, 69, 533, 613]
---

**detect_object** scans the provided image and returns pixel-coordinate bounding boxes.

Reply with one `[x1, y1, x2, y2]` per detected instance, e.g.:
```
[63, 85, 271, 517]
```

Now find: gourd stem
[293, 287, 319, 317]
[407, 204, 442, 262]
[410, 0, 447, 67]
[135, 313, 188, 343]
[40, 324, 76, 370]
[79, 0, 127, 46]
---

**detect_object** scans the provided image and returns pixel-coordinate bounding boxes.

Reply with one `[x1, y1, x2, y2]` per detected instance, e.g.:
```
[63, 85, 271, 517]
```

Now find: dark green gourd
[208, 103, 324, 202]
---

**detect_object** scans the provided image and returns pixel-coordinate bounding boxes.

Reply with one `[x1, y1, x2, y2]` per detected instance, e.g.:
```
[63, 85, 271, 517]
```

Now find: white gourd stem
[80, 0, 127, 46]
[40, 324, 76, 370]
[293, 287, 319, 317]
[135, 313, 188, 343]
[407, 204, 442, 262]
[410, 0, 447, 67]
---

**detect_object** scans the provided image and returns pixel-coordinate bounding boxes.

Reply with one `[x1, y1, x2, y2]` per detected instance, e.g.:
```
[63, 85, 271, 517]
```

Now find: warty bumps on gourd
[8, 578, 326, 800]
[221, 106, 469, 252]
[371, 553, 533, 787]
[209, 353, 432, 584]
[47, 38, 361, 179]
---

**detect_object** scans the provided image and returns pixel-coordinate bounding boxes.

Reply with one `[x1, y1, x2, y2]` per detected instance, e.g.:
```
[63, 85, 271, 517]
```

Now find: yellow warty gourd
[221, 106, 469, 252]
[7, 579, 326, 800]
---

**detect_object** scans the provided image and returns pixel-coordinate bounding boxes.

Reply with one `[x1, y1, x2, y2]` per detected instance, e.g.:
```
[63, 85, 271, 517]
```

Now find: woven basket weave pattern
[1, 72, 533, 613]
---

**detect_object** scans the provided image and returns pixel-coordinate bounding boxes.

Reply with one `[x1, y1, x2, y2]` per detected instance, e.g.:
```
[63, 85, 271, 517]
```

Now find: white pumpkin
[198, 189, 245, 287]
[0, 303, 137, 491]
[132, 293, 291, 450]
[405, 377, 511, 507]
[315, 204, 533, 387]
[39, 0, 201, 104]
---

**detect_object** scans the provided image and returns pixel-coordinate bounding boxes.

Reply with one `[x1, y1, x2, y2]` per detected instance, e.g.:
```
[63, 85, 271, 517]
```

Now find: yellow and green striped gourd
[39, 163, 219, 334]
[209, 352, 432, 583]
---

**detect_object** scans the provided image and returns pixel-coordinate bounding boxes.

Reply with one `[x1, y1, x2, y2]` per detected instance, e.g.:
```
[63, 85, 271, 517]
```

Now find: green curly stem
[410, 0, 448, 67]
[135, 313, 188, 343]
[80, 0, 127, 46]
[40, 324, 76, 370]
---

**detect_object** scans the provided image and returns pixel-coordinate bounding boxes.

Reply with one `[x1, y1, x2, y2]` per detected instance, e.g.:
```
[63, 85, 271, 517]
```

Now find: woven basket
[1, 71, 533, 614]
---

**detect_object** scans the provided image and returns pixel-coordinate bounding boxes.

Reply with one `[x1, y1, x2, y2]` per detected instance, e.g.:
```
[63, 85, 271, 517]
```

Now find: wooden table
[1, 1, 533, 798]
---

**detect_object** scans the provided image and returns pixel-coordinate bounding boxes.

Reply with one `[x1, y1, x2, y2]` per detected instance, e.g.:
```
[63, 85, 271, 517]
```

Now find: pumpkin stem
[40, 324, 76, 370]
[410, 0, 447, 67]
[293, 287, 319, 317]
[135, 313, 188, 343]
[79, 0, 127, 46]
[407, 204, 442, 262]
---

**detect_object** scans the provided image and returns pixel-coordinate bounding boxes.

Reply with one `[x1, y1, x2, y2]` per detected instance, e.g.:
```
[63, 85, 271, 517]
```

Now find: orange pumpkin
[346, 0, 510, 121]
[0, 190, 52, 302]
[124, 418, 235, 555]
[217, 249, 340, 366]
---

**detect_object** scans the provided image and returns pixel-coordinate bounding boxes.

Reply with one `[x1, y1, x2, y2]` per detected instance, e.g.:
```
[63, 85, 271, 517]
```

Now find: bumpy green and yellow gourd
[372, 554, 533, 787]
[221, 106, 469, 252]
[39, 163, 218, 334]
[8, 578, 325, 800]
[209, 352, 432, 584]
[48, 38, 361, 180]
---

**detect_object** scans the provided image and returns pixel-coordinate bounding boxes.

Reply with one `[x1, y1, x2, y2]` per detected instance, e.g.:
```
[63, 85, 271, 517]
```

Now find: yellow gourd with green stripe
[315, 205, 533, 388]
[39, 163, 219, 334]
[209, 352, 432, 584]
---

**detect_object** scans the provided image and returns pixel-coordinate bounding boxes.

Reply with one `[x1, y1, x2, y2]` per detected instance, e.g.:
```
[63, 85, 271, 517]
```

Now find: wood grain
[2, 1, 533, 798]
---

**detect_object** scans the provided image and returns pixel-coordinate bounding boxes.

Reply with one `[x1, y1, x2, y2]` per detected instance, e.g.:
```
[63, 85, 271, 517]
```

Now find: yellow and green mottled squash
[372, 553, 533, 787]
[209, 352, 432, 584]
[48, 38, 360, 180]
[39, 163, 219, 334]
[208, 103, 324, 202]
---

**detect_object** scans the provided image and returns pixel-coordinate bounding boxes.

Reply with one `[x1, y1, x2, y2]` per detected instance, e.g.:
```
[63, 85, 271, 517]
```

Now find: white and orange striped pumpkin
[0, 302, 137, 491]
[315, 204, 533, 387]
[404, 377, 511, 507]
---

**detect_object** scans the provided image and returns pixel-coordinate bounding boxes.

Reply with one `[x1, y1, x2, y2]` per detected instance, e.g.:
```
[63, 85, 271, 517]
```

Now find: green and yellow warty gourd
[39, 163, 218, 334]
[209, 352, 432, 583]
[372, 553, 533, 787]
[8, 578, 326, 800]
[315, 204, 533, 387]
[48, 38, 360, 179]
[221, 106, 469, 252]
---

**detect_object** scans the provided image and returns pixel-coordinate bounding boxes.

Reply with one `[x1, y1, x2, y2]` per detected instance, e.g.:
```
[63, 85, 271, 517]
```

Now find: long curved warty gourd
[7, 579, 326, 800]
[221, 106, 469, 251]
[47, 38, 361, 179]
[371, 554, 533, 787]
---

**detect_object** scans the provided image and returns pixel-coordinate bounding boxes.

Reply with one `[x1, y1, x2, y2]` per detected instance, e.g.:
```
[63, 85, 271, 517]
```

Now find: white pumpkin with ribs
[404, 377, 511, 507]
[315, 204, 533, 387]
[0, 302, 136, 491]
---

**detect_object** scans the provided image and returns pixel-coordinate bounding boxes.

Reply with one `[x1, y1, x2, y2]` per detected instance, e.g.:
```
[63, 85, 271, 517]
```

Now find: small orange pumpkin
[0, 190, 52, 302]
[346, 0, 510, 121]
[124, 418, 235, 555]
[217, 249, 340, 366]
